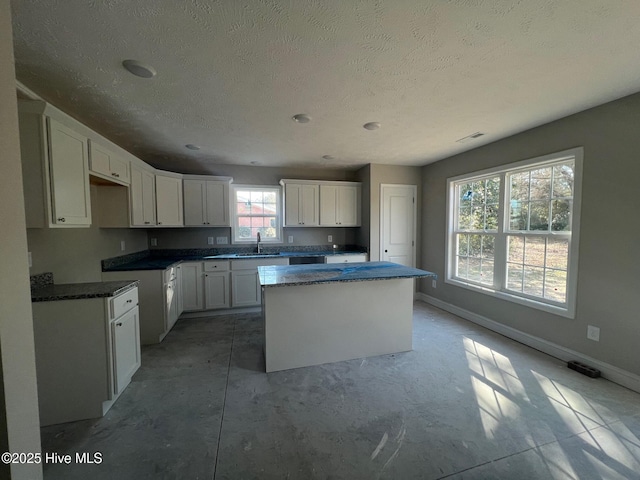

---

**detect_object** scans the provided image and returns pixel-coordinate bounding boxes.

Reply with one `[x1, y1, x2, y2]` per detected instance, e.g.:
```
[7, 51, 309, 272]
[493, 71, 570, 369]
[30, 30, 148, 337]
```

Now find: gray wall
[364, 164, 423, 262]
[0, 0, 43, 476]
[149, 165, 361, 250]
[27, 186, 149, 283]
[421, 92, 640, 376]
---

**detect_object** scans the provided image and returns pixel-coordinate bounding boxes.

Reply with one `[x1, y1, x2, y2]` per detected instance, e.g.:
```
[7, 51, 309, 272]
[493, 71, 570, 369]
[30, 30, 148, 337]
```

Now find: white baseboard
[179, 306, 261, 319]
[415, 292, 640, 394]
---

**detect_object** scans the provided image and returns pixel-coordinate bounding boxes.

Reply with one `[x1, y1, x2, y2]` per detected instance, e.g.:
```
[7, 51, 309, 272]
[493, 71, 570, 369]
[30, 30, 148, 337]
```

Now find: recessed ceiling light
[292, 114, 311, 124]
[122, 60, 157, 78]
[363, 122, 381, 130]
[322, 155, 335, 160]
[185, 144, 200, 150]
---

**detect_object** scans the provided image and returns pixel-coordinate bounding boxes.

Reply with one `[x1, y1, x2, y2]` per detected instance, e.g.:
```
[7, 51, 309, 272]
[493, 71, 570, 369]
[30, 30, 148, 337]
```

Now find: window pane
[469, 235, 482, 257]
[530, 167, 552, 201]
[551, 200, 572, 231]
[457, 234, 469, 256]
[508, 236, 524, 263]
[263, 191, 277, 203]
[509, 200, 528, 231]
[544, 270, 567, 303]
[471, 181, 485, 204]
[486, 204, 498, 230]
[480, 259, 494, 284]
[457, 257, 469, 278]
[459, 183, 474, 203]
[529, 201, 549, 231]
[523, 266, 544, 297]
[486, 177, 500, 203]
[546, 239, 569, 270]
[468, 258, 482, 283]
[458, 206, 472, 230]
[510, 172, 529, 201]
[472, 205, 485, 230]
[553, 164, 574, 198]
[524, 237, 545, 267]
[507, 264, 523, 291]
[250, 191, 263, 203]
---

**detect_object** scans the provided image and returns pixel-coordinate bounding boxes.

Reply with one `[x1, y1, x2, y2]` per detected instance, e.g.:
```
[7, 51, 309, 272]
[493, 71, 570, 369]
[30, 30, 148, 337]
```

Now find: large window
[232, 186, 282, 244]
[446, 148, 582, 317]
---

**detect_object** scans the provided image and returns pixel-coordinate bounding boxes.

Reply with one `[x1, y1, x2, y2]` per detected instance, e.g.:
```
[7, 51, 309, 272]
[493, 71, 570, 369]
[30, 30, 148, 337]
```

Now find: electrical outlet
[432, 279, 437, 289]
[288, 235, 294, 243]
[28, 252, 32, 268]
[328, 235, 333, 242]
[207, 237, 214, 245]
[587, 325, 600, 342]
[216, 237, 228, 245]
[150, 238, 158, 247]
[120, 240, 126, 251]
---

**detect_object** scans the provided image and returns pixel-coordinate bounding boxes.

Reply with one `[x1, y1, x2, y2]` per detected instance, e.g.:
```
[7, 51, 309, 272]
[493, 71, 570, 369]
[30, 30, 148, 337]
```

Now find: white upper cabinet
[88, 140, 130, 185]
[320, 184, 361, 226]
[155, 174, 184, 227]
[130, 164, 156, 226]
[281, 179, 361, 228]
[283, 183, 319, 226]
[183, 177, 231, 226]
[18, 100, 92, 228]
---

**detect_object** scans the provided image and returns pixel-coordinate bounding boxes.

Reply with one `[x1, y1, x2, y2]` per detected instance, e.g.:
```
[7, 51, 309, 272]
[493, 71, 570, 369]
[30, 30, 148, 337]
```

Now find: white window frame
[445, 147, 583, 318]
[231, 185, 283, 244]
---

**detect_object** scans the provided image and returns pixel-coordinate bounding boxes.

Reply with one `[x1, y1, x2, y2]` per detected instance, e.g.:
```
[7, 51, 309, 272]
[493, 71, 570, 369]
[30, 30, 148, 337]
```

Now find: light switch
[328, 235, 333, 242]
[216, 237, 228, 245]
[207, 237, 214, 245]
[150, 238, 158, 247]
[28, 252, 32, 268]
[120, 240, 126, 251]
[288, 235, 294, 244]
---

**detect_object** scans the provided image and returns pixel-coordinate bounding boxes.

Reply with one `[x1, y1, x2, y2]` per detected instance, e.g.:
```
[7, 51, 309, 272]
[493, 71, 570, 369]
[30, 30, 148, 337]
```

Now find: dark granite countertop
[31, 280, 138, 302]
[258, 261, 436, 288]
[102, 249, 368, 271]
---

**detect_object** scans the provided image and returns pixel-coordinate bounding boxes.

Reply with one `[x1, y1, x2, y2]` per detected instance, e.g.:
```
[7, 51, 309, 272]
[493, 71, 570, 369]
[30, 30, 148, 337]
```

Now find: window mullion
[493, 172, 508, 291]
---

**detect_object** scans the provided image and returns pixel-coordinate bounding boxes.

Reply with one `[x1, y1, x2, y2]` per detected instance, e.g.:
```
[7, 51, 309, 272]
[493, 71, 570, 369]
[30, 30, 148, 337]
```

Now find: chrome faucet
[256, 231, 262, 254]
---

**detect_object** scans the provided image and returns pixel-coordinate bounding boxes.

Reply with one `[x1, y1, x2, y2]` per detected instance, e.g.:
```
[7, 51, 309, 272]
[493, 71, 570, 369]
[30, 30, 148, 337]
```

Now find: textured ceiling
[10, 0, 640, 172]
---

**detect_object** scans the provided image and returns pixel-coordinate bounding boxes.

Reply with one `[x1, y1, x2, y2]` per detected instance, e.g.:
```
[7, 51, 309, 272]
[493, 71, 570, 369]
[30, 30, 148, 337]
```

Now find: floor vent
[568, 360, 601, 378]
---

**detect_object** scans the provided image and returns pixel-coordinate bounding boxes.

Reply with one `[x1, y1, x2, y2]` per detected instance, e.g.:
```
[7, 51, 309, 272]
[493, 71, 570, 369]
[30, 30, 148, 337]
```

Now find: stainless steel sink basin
[234, 252, 280, 257]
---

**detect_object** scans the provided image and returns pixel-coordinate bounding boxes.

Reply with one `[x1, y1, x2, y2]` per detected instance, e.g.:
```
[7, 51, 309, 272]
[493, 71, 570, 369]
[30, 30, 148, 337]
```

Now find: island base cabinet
[263, 278, 413, 373]
[231, 271, 261, 307]
[205, 272, 230, 309]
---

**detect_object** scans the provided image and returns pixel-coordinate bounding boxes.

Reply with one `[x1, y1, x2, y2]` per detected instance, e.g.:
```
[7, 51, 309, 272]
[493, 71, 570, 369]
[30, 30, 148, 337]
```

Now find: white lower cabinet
[325, 254, 368, 263]
[32, 286, 140, 426]
[182, 261, 230, 311]
[231, 258, 288, 307]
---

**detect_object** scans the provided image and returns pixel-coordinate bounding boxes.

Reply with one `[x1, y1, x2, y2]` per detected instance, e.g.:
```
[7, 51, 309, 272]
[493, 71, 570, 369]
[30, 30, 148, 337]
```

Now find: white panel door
[111, 306, 141, 396]
[205, 181, 229, 226]
[183, 179, 207, 226]
[205, 272, 230, 309]
[181, 262, 204, 311]
[380, 184, 416, 267]
[156, 175, 183, 226]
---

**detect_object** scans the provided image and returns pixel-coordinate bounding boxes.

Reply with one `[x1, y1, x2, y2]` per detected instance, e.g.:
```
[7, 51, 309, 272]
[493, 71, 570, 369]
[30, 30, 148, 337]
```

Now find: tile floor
[41, 302, 640, 479]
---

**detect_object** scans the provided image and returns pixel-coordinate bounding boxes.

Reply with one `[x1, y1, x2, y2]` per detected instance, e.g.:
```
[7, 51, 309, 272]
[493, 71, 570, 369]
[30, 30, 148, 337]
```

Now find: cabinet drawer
[325, 254, 368, 264]
[109, 287, 139, 320]
[204, 260, 229, 272]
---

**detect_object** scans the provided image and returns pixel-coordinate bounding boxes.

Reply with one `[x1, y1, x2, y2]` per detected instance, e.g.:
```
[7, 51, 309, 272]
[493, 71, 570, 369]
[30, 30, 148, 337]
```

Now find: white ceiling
[10, 1, 640, 172]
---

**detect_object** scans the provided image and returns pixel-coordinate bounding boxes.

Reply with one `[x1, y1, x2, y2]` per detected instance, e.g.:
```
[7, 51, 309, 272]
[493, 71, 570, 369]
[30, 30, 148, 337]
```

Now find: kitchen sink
[234, 252, 281, 257]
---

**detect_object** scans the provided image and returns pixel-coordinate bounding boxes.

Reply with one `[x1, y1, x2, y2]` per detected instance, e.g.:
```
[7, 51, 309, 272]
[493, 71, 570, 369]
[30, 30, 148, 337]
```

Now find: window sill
[444, 277, 575, 319]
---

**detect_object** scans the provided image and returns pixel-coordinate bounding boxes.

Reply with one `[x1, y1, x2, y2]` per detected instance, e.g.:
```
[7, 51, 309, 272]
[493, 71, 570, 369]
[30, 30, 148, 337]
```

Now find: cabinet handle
[57, 217, 66, 222]
[203, 222, 207, 225]
[158, 222, 162, 225]
[144, 221, 150, 224]
[126, 299, 132, 303]
[111, 172, 120, 177]
[116, 322, 123, 327]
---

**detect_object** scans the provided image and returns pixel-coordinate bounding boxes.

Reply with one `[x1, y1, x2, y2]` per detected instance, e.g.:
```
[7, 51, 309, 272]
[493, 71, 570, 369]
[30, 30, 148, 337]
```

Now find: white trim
[415, 293, 640, 394]
[380, 184, 417, 267]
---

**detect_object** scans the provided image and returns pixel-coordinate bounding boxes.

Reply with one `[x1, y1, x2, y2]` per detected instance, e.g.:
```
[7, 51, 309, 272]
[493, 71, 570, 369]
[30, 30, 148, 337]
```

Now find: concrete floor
[41, 302, 640, 479]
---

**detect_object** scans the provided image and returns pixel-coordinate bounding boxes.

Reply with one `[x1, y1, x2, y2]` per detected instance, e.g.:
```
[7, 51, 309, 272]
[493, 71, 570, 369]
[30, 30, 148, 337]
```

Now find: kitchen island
[258, 261, 436, 372]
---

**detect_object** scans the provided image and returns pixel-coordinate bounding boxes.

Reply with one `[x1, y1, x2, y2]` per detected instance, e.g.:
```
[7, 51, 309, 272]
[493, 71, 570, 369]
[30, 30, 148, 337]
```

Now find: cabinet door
[205, 181, 229, 226]
[231, 271, 261, 307]
[337, 185, 360, 226]
[112, 306, 141, 396]
[166, 280, 179, 331]
[89, 141, 130, 185]
[181, 262, 204, 311]
[175, 265, 184, 316]
[47, 118, 91, 226]
[319, 185, 338, 226]
[130, 166, 156, 226]
[325, 254, 368, 263]
[205, 272, 230, 309]
[284, 184, 318, 226]
[183, 180, 207, 226]
[156, 175, 184, 226]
